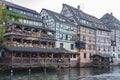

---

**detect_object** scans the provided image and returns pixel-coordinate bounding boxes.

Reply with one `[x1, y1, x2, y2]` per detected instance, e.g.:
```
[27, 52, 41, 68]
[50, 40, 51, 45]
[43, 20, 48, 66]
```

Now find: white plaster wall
[111, 30, 120, 64]
[55, 41, 77, 52]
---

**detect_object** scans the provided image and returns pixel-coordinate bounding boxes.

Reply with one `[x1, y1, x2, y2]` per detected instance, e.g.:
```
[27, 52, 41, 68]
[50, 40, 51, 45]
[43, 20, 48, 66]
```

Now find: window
[73, 54, 76, 58]
[46, 15, 48, 19]
[63, 10, 68, 14]
[89, 53, 92, 60]
[89, 37, 91, 42]
[71, 44, 74, 50]
[98, 47, 100, 51]
[113, 54, 115, 58]
[84, 53, 86, 59]
[113, 46, 115, 52]
[34, 15, 38, 18]
[83, 36, 86, 41]
[11, 17, 14, 21]
[42, 16, 45, 20]
[88, 45, 92, 50]
[63, 34, 66, 40]
[65, 35, 68, 40]
[23, 19, 27, 24]
[93, 45, 95, 50]
[24, 12, 26, 15]
[26, 12, 33, 17]
[9, 7, 12, 11]
[20, 11, 24, 14]
[60, 43, 63, 48]
[28, 20, 33, 25]
[59, 34, 63, 39]
[103, 47, 106, 51]
[19, 19, 23, 23]
[82, 27, 85, 32]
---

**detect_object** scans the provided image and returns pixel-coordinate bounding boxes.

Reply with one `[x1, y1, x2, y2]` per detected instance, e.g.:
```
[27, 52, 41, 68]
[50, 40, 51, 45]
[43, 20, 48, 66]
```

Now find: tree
[0, 2, 6, 24]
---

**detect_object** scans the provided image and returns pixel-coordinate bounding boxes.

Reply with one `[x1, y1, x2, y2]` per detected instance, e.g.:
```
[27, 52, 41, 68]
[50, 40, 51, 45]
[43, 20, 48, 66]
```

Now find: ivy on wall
[0, 3, 7, 41]
[0, 2, 26, 41]
[0, 26, 8, 41]
[0, 3, 6, 24]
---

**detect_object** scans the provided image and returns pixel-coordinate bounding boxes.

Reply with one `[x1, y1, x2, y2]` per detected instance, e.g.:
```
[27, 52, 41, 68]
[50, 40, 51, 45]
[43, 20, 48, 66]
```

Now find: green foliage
[0, 2, 26, 24]
[0, 3, 6, 24]
[5, 10, 26, 19]
[0, 26, 8, 41]
[0, 2, 26, 42]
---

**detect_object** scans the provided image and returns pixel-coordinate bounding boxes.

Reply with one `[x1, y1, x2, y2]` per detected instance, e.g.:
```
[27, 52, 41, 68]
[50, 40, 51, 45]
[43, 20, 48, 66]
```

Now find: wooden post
[52, 53, 53, 63]
[47, 42, 49, 48]
[28, 68, 31, 75]
[11, 52, 13, 68]
[29, 53, 31, 67]
[37, 53, 39, 65]
[21, 52, 23, 66]
[69, 53, 71, 68]
[11, 52, 13, 74]
[44, 53, 47, 71]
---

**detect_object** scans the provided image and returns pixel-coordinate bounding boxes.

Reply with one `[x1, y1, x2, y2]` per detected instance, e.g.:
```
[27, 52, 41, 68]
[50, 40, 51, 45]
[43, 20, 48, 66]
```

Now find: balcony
[12, 57, 70, 66]
[4, 29, 55, 40]
[4, 41, 54, 49]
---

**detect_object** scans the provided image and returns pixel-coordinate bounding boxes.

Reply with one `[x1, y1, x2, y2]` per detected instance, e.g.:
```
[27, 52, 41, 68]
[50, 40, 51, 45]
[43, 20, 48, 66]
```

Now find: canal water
[0, 66, 120, 80]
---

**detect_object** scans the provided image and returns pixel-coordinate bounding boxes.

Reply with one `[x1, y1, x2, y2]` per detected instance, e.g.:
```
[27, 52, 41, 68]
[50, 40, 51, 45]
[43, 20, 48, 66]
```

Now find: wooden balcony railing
[5, 29, 55, 39]
[5, 42, 54, 49]
[12, 57, 70, 65]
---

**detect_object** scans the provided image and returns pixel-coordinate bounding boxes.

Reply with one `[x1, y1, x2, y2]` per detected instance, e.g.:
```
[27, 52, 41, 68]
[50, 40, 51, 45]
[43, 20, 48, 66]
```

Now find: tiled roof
[3, 46, 78, 54]
[2, 0, 39, 14]
[63, 4, 110, 31]
[63, 4, 101, 23]
[100, 13, 120, 29]
[41, 8, 76, 26]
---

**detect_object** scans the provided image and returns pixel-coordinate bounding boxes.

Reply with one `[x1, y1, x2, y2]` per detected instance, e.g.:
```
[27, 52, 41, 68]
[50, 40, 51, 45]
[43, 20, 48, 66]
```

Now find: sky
[6, 0, 120, 19]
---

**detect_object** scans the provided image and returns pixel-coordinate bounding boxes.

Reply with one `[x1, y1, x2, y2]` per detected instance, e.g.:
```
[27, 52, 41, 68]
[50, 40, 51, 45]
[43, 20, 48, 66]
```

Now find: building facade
[61, 4, 112, 66]
[0, 1, 116, 69]
[95, 23, 111, 55]
[61, 4, 97, 66]
[0, 0, 72, 70]
[40, 9, 79, 67]
[100, 13, 120, 64]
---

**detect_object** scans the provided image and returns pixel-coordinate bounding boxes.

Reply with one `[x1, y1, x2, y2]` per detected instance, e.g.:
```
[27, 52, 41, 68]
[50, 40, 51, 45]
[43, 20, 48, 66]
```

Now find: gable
[61, 4, 77, 25]
[61, 4, 73, 17]
[40, 9, 54, 21]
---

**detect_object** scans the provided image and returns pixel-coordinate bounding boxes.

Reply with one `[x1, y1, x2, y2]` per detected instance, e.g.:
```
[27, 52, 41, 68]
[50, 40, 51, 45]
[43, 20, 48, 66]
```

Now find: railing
[12, 57, 70, 65]
[5, 42, 54, 49]
[5, 29, 55, 39]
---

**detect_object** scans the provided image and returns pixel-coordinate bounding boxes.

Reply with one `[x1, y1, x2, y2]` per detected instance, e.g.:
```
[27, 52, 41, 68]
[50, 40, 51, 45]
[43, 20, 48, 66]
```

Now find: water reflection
[0, 67, 120, 80]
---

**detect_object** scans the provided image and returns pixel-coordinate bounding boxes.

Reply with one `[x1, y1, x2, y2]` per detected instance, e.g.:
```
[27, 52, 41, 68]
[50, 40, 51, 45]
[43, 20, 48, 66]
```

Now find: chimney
[77, 5, 80, 11]
[110, 12, 113, 15]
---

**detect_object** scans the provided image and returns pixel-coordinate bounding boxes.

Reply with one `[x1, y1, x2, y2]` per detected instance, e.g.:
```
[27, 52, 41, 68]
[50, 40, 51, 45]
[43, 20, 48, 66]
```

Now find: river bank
[1, 66, 120, 80]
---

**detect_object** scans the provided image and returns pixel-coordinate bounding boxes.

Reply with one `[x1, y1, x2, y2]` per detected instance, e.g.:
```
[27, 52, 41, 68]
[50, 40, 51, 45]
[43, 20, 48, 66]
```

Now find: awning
[92, 53, 113, 58]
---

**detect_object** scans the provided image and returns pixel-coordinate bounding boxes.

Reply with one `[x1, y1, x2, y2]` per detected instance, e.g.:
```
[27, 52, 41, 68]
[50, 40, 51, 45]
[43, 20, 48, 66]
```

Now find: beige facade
[77, 26, 96, 66]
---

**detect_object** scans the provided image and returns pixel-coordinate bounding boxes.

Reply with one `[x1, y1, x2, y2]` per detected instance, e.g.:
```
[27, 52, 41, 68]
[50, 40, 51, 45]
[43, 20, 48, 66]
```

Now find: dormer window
[63, 10, 68, 14]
